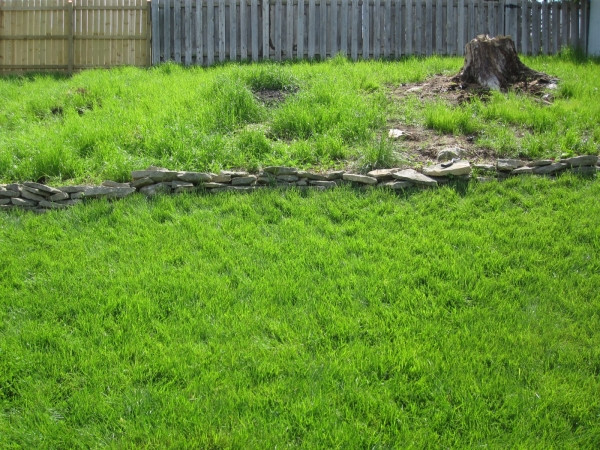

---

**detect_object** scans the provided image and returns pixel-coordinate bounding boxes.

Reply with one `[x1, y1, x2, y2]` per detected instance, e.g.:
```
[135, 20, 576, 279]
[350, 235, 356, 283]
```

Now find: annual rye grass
[1, 53, 598, 185]
[1, 176, 599, 447]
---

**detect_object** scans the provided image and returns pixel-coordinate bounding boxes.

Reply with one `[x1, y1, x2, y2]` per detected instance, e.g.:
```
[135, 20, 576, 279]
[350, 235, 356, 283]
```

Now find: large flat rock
[422, 160, 471, 177]
[392, 169, 437, 186]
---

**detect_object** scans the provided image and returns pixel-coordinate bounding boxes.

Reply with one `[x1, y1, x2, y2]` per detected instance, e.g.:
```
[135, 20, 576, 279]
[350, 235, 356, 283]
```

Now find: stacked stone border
[1, 155, 598, 214]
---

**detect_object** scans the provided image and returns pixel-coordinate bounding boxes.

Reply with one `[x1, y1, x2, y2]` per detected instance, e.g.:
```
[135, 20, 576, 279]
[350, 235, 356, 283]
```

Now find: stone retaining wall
[1, 156, 598, 213]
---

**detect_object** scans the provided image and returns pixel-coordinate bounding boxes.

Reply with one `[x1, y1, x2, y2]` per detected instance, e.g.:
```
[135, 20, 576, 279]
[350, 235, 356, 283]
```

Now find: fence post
[67, 0, 74, 73]
[504, 0, 518, 43]
[147, 0, 153, 66]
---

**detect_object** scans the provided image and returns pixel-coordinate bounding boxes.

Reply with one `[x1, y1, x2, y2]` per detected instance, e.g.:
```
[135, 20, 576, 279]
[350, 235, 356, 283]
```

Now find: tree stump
[454, 35, 547, 91]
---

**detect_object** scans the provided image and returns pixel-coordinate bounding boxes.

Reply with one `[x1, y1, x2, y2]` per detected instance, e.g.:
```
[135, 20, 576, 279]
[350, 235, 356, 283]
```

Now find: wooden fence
[0, 0, 151, 73]
[0, 0, 591, 72]
[152, 0, 590, 65]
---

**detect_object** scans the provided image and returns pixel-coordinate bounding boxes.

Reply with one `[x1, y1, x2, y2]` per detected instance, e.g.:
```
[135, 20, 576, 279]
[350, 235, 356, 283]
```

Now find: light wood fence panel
[0, 0, 150, 73]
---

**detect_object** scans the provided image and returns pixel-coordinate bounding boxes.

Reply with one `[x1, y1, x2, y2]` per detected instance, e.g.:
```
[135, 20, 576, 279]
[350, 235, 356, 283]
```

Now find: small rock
[532, 163, 568, 175]
[131, 177, 155, 189]
[342, 174, 378, 185]
[172, 181, 195, 193]
[257, 175, 273, 184]
[422, 160, 471, 177]
[562, 155, 598, 167]
[263, 166, 298, 176]
[220, 170, 249, 178]
[527, 159, 553, 167]
[23, 182, 63, 195]
[497, 159, 526, 171]
[0, 198, 11, 205]
[231, 175, 257, 186]
[366, 168, 399, 180]
[22, 186, 50, 197]
[70, 192, 85, 200]
[6, 184, 21, 191]
[511, 166, 534, 175]
[176, 172, 212, 183]
[295, 179, 308, 186]
[388, 129, 408, 139]
[309, 180, 337, 188]
[49, 192, 70, 202]
[11, 197, 37, 206]
[437, 147, 466, 162]
[139, 183, 172, 197]
[392, 169, 437, 186]
[380, 181, 413, 190]
[102, 180, 131, 188]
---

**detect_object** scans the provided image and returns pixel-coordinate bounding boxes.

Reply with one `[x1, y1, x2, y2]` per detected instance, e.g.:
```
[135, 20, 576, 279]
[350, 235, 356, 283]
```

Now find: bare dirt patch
[385, 74, 557, 168]
[253, 88, 298, 106]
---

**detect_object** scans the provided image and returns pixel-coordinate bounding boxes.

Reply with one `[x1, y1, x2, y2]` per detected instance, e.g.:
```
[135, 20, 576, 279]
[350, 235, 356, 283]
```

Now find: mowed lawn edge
[1, 175, 599, 447]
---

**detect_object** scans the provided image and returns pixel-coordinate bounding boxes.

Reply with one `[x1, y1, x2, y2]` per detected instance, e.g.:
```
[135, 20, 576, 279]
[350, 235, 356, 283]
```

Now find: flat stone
[176, 172, 212, 183]
[70, 192, 85, 200]
[100, 181, 130, 188]
[437, 147, 466, 162]
[511, 166, 534, 175]
[305, 172, 329, 181]
[220, 170, 249, 178]
[262, 166, 298, 176]
[295, 179, 308, 186]
[131, 177, 155, 189]
[57, 185, 88, 193]
[380, 181, 413, 190]
[366, 168, 399, 180]
[532, 163, 568, 175]
[422, 160, 471, 177]
[276, 175, 299, 182]
[0, 188, 20, 198]
[83, 186, 136, 198]
[0, 198, 11, 205]
[131, 169, 180, 182]
[392, 169, 438, 186]
[296, 171, 310, 178]
[139, 183, 172, 197]
[11, 197, 37, 206]
[325, 171, 345, 180]
[171, 181, 195, 189]
[23, 182, 63, 195]
[526, 159, 553, 167]
[231, 175, 257, 186]
[20, 189, 47, 202]
[256, 176, 273, 184]
[211, 173, 232, 183]
[22, 186, 51, 197]
[570, 166, 597, 175]
[49, 192, 70, 202]
[473, 163, 496, 171]
[203, 182, 228, 189]
[497, 159, 526, 171]
[6, 184, 21, 191]
[342, 174, 378, 185]
[562, 155, 598, 167]
[38, 200, 70, 209]
[309, 180, 337, 188]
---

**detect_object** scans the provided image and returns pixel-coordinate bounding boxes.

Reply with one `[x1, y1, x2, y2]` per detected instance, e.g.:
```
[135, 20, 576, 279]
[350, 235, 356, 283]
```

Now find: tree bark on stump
[454, 35, 547, 91]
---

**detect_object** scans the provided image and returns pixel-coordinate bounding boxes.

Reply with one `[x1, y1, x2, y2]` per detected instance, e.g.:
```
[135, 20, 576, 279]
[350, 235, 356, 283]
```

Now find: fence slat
[351, 0, 358, 60]
[532, 0, 540, 54]
[542, 0, 549, 55]
[230, 0, 237, 60]
[362, 0, 369, 59]
[320, 0, 327, 58]
[196, 0, 203, 64]
[415, 0, 422, 55]
[308, 0, 316, 58]
[286, 0, 293, 59]
[262, 0, 269, 58]
[331, 0, 338, 56]
[340, 0, 348, 55]
[297, 0, 304, 58]
[251, 0, 257, 60]
[406, 0, 413, 55]
[373, 0, 380, 59]
[274, 0, 281, 60]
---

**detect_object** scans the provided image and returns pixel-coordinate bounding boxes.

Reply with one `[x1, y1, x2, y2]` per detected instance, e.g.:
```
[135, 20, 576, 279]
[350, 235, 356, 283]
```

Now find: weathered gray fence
[151, 0, 590, 65]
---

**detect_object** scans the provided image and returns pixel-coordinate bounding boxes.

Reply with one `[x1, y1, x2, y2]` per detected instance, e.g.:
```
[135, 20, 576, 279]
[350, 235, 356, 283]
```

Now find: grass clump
[1, 176, 599, 447]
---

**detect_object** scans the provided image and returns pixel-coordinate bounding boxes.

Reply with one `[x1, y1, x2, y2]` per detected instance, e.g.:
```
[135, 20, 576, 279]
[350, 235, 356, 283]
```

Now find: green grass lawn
[1, 53, 599, 185]
[1, 176, 599, 447]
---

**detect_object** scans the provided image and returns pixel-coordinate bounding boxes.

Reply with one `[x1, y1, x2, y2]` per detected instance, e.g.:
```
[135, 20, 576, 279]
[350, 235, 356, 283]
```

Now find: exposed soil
[253, 87, 297, 106]
[385, 74, 558, 168]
